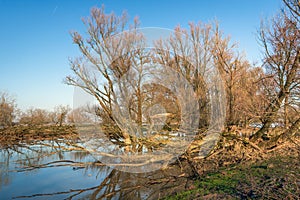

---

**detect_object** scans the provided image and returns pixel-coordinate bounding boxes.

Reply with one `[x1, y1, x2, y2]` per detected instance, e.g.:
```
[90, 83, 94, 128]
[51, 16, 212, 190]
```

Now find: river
[0, 140, 194, 199]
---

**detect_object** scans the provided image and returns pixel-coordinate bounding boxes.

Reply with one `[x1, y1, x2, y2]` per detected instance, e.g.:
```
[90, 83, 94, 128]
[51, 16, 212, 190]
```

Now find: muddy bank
[0, 125, 79, 144]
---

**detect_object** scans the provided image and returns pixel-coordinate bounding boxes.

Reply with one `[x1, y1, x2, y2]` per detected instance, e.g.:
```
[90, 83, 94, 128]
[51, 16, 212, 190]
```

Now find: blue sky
[0, 0, 283, 110]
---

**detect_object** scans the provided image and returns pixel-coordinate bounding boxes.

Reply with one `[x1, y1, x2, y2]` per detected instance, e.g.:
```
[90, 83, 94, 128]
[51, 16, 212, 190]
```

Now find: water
[0, 142, 108, 199]
[0, 140, 192, 199]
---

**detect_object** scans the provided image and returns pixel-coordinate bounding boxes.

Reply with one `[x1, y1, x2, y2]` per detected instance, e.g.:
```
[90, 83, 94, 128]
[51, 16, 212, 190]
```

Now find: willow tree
[252, 4, 300, 140]
[65, 6, 146, 146]
[66, 6, 226, 158]
[154, 23, 219, 129]
[211, 27, 255, 128]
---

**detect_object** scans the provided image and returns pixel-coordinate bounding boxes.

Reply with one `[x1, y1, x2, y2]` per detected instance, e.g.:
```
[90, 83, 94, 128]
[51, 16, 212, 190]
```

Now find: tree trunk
[251, 90, 286, 141]
[137, 87, 142, 127]
[282, 117, 300, 139]
[284, 95, 289, 128]
[227, 84, 234, 127]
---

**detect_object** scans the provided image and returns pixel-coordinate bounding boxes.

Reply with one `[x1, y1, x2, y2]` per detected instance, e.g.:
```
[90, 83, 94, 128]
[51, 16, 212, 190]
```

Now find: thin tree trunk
[137, 87, 142, 127]
[282, 117, 300, 139]
[284, 95, 289, 128]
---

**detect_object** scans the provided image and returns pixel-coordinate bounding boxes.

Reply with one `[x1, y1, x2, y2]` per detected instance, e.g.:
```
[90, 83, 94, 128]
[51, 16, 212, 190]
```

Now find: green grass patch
[164, 154, 299, 199]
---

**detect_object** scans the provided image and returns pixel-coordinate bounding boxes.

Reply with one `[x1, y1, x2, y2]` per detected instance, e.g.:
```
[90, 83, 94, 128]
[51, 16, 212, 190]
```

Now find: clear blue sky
[0, 0, 283, 111]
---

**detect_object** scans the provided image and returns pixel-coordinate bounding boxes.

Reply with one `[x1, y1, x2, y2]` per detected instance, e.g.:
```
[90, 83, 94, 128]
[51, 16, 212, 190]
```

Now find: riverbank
[0, 125, 299, 199]
[166, 153, 299, 199]
[0, 124, 79, 144]
[166, 132, 300, 199]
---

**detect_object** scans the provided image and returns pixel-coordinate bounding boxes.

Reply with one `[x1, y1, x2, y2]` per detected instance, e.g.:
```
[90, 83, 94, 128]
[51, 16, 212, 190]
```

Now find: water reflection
[0, 140, 194, 199]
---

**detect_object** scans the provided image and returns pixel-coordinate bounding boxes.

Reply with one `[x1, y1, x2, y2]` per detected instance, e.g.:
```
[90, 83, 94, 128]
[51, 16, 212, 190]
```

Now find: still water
[0, 140, 193, 199]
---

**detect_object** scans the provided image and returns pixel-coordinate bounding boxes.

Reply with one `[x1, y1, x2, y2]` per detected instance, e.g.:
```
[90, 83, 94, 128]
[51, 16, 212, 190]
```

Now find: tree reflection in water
[0, 138, 195, 199]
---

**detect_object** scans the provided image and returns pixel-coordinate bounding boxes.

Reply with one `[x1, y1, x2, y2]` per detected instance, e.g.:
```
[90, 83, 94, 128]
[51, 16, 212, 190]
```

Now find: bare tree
[0, 92, 16, 127]
[19, 108, 51, 125]
[211, 27, 253, 128]
[154, 22, 216, 129]
[65, 6, 157, 148]
[67, 107, 94, 124]
[252, 8, 299, 139]
[283, 0, 300, 20]
[53, 105, 71, 126]
[242, 67, 271, 125]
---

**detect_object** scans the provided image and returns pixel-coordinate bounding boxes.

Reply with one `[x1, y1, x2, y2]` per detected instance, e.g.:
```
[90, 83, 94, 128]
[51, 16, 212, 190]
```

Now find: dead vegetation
[191, 130, 299, 174]
[0, 124, 79, 144]
[160, 130, 299, 199]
